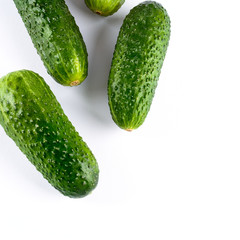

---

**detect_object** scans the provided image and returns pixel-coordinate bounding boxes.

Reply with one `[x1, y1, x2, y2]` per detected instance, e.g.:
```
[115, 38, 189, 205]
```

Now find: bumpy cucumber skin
[13, 0, 88, 86]
[84, 0, 125, 16]
[108, 1, 171, 130]
[0, 70, 99, 198]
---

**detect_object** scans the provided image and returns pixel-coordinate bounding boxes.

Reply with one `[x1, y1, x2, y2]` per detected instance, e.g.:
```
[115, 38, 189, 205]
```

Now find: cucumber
[13, 0, 88, 86]
[0, 70, 99, 198]
[84, 0, 125, 16]
[108, 1, 171, 130]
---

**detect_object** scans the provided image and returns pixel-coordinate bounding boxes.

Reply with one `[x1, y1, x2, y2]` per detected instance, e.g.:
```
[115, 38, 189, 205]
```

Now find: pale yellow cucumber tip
[70, 80, 80, 86]
[125, 129, 133, 132]
[95, 10, 102, 15]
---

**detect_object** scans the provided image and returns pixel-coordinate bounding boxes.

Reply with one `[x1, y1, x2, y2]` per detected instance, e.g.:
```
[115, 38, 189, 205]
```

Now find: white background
[0, 0, 240, 239]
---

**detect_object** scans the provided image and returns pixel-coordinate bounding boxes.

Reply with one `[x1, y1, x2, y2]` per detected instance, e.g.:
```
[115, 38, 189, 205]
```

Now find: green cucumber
[108, 1, 171, 130]
[0, 70, 99, 198]
[84, 0, 125, 16]
[13, 0, 88, 86]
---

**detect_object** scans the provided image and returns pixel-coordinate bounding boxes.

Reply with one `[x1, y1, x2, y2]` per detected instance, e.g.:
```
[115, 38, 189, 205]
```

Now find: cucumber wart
[108, 1, 171, 130]
[13, 0, 88, 86]
[0, 70, 99, 198]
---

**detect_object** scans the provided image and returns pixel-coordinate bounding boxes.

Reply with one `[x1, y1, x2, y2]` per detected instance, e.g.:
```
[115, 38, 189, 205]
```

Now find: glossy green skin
[13, 0, 88, 86]
[84, 0, 125, 16]
[0, 70, 99, 198]
[108, 1, 171, 130]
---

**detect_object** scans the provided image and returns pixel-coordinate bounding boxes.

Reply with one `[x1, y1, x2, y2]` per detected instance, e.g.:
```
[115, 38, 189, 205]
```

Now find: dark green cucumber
[13, 0, 88, 86]
[108, 1, 171, 130]
[0, 70, 99, 198]
[84, 0, 125, 16]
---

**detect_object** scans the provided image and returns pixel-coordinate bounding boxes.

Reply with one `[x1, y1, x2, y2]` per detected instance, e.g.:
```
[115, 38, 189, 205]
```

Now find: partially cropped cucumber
[108, 1, 171, 130]
[0, 70, 99, 198]
[84, 0, 125, 16]
[13, 0, 88, 86]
